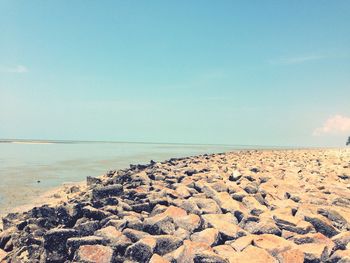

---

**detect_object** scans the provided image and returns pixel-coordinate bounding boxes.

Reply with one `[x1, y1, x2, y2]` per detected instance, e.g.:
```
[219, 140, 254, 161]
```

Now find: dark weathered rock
[43, 228, 78, 262]
[29, 205, 56, 219]
[154, 235, 183, 256]
[125, 237, 156, 262]
[229, 171, 242, 182]
[193, 251, 228, 263]
[74, 219, 100, 236]
[86, 176, 102, 187]
[328, 249, 350, 263]
[91, 184, 123, 201]
[317, 208, 350, 231]
[297, 243, 329, 262]
[82, 205, 112, 220]
[331, 231, 350, 250]
[185, 169, 198, 176]
[109, 234, 132, 256]
[0, 227, 16, 249]
[143, 215, 175, 235]
[304, 215, 339, 238]
[123, 228, 150, 243]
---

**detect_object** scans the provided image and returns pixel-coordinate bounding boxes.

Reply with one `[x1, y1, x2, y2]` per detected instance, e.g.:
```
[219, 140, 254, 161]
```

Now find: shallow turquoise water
[0, 141, 247, 213]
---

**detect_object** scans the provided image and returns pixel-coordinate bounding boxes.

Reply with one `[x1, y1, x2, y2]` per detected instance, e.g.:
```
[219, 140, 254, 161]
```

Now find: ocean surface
[0, 140, 270, 214]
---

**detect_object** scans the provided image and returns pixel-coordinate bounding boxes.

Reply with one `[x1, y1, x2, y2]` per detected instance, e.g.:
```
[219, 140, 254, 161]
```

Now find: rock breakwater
[0, 149, 349, 262]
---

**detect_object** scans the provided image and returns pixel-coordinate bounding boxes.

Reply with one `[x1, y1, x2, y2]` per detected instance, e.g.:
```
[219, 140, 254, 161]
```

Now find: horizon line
[0, 138, 301, 149]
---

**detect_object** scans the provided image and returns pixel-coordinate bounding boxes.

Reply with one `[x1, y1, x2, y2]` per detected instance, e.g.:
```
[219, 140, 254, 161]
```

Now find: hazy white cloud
[313, 115, 350, 136]
[0, 65, 29, 73]
[269, 55, 326, 65]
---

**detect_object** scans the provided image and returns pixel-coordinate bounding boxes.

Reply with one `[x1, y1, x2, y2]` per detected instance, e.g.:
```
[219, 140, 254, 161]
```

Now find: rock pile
[0, 149, 350, 262]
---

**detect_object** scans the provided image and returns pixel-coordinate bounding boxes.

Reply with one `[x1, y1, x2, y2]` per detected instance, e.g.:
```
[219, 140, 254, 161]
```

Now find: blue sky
[0, 1, 349, 146]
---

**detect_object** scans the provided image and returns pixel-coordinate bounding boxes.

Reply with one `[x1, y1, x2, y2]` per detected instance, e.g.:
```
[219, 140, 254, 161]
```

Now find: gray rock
[91, 184, 123, 201]
[43, 228, 78, 262]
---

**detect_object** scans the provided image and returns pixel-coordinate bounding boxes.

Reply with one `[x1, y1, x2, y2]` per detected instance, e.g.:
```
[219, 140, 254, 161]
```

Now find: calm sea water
[0, 141, 272, 214]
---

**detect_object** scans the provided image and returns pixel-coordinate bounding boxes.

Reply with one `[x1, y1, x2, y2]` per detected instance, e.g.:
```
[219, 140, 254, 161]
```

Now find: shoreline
[1, 147, 340, 215]
[1, 147, 347, 220]
[1, 148, 349, 262]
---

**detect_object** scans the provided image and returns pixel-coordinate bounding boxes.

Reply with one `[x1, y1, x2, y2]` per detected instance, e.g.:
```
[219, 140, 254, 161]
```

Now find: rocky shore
[0, 149, 349, 262]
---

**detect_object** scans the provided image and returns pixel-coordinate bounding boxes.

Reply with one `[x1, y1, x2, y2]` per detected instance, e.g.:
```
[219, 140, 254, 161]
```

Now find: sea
[0, 140, 270, 214]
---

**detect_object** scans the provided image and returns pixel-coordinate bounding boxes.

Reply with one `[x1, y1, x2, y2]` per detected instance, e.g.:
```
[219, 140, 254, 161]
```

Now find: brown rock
[228, 245, 277, 263]
[175, 185, 192, 199]
[67, 236, 105, 256]
[228, 235, 255, 252]
[94, 226, 122, 242]
[277, 248, 304, 263]
[191, 228, 220, 246]
[144, 206, 187, 235]
[202, 214, 245, 241]
[73, 245, 114, 263]
[250, 220, 282, 236]
[242, 196, 267, 216]
[209, 181, 229, 192]
[213, 192, 247, 216]
[252, 234, 295, 255]
[162, 206, 187, 219]
[149, 254, 170, 263]
[328, 249, 350, 263]
[297, 243, 329, 262]
[291, 232, 335, 252]
[0, 249, 7, 261]
[173, 227, 191, 240]
[164, 240, 212, 263]
[332, 231, 350, 250]
[273, 213, 314, 234]
[188, 197, 222, 214]
[193, 250, 228, 263]
[212, 245, 236, 259]
[174, 214, 201, 233]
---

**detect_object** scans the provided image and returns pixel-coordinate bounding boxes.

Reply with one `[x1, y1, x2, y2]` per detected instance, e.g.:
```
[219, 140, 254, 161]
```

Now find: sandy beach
[1, 148, 350, 262]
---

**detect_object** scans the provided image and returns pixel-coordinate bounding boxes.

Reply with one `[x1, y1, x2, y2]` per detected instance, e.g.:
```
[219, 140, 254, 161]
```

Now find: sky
[0, 1, 349, 147]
